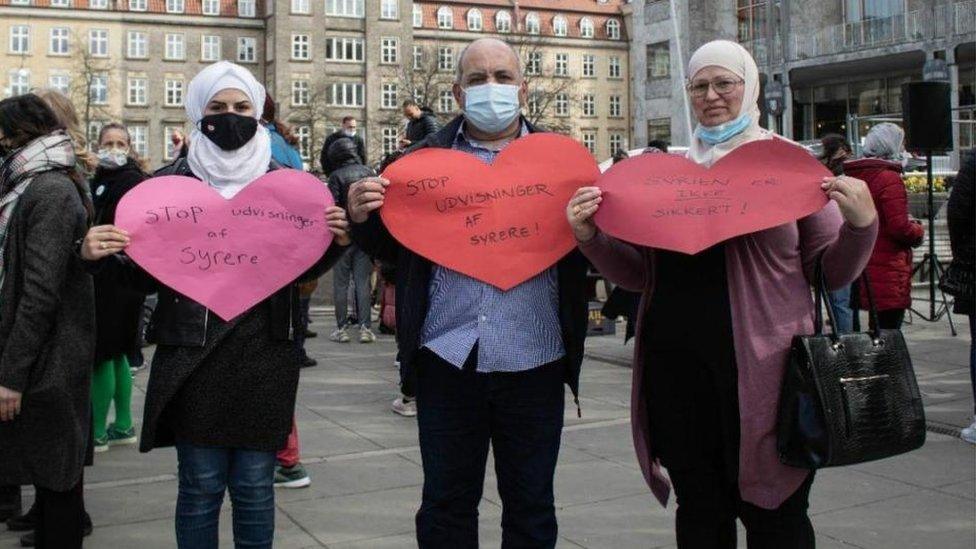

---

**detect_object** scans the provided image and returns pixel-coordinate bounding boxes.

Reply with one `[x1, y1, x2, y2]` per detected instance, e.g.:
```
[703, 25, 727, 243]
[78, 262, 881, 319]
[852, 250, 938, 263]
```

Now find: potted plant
[904, 174, 949, 218]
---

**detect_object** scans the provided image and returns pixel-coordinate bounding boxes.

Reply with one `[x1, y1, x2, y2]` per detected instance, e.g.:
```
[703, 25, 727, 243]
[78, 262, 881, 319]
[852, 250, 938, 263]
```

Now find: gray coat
[0, 172, 94, 491]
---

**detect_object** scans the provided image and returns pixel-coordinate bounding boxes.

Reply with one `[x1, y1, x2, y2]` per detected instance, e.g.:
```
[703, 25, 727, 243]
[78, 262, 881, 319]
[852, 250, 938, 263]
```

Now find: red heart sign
[115, 170, 334, 321]
[380, 133, 600, 290]
[594, 139, 831, 254]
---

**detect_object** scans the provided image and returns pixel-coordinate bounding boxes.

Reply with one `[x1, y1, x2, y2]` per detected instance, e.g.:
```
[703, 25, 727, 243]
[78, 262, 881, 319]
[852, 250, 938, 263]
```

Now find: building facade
[629, 0, 974, 165]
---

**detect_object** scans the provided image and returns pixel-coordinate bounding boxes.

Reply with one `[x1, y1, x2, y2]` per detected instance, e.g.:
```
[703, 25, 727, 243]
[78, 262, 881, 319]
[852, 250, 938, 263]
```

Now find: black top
[642, 244, 740, 479]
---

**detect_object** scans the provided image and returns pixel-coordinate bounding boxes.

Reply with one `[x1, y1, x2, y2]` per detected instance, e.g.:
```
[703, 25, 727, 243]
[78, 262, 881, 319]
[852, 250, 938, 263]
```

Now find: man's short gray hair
[455, 38, 523, 83]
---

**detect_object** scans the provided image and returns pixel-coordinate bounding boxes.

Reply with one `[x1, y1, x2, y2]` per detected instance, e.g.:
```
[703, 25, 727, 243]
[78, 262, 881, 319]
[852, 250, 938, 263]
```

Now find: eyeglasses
[686, 78, 744, 98]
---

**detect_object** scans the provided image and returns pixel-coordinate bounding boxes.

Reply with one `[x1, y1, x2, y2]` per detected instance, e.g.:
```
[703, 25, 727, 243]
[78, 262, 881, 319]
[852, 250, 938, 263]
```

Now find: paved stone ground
[2, 308, 973, 548]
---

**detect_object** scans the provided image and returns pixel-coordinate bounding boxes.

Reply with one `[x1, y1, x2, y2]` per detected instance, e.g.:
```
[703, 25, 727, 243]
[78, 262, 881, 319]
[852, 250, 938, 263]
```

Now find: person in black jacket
[399, 100, 440, 150]
[347, 38, 589, 548]
[78, 61, 349, 548]
[319, 116, 366, 176]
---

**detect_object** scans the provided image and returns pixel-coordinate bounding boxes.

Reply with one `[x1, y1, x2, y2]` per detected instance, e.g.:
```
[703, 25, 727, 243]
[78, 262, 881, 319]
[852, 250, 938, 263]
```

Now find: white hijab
[186, 61, 271, 198]
[686, 40, 771, 167]
[862, 122, 905, 161]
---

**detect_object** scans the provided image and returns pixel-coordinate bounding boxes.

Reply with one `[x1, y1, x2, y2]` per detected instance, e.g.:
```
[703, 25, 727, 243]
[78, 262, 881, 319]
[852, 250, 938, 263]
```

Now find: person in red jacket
[845, 122, 924, 329]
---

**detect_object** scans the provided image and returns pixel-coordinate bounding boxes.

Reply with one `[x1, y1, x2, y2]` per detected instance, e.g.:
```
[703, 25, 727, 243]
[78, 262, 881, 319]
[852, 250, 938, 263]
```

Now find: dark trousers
[415, 348, 565, 549]
[34, 480, 85, 549]
[668, 462, 815, 549]
[295, 295, 312, 358]
[874, 309, 906, 330]
[0, 484, 21, 519]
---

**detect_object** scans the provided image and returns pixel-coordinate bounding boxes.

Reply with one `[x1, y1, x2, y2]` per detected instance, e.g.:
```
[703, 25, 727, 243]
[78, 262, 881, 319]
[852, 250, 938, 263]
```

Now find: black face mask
[199, 112, 258, 151]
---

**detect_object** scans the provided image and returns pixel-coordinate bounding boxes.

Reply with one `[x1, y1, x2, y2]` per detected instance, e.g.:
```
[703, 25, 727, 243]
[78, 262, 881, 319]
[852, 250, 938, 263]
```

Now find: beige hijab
[686, 40, 772, 167]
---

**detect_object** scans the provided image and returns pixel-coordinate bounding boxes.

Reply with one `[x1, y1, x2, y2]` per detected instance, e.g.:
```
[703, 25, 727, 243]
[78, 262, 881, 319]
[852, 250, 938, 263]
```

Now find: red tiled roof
[0, 0, 264, 17]
[419, 1, 626, 39]
[429, 0, 624, 15]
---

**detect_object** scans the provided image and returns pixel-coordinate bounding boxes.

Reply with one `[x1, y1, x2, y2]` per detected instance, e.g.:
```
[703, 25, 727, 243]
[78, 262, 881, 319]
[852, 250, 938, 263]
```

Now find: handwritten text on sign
[381, 133, 601, 290]
[115, 170, 334, 321]
[593, 139, 831, 254]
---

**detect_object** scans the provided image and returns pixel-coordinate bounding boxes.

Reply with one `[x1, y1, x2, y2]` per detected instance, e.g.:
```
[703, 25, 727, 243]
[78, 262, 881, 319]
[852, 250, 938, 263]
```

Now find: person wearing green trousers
[89, 123, 150, 451]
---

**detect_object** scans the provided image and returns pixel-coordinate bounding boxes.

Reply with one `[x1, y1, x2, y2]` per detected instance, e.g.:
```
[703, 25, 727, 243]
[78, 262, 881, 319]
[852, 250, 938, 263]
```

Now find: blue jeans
[828, 286, 853, 334]
[175, 444, 276, 549]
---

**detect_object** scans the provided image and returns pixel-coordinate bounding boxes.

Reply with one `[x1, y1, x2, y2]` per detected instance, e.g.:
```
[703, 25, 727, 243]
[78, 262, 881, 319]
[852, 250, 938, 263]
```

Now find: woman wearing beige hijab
[567, 41, 878, 547]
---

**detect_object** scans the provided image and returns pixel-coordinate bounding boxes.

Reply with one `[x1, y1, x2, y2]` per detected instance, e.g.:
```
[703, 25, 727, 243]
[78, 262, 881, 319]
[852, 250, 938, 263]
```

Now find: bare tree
[68, 31, 116, 144]
[510, 34, 578, 134]
[285, 77, 336, 171]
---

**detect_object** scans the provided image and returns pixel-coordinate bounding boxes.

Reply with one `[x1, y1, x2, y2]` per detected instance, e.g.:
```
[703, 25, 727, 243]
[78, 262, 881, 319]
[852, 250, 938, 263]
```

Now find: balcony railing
[791, 1, 974, 61]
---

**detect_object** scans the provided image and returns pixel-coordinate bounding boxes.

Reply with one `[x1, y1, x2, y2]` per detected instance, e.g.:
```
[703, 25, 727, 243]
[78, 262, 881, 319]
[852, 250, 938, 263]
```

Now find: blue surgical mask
[462, 83, 521, 134]
[694, 112, 752, 145]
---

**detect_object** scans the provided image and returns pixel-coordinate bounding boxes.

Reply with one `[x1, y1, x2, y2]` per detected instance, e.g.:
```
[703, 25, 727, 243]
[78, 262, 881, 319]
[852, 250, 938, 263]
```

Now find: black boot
[0, 485, 22, 523]
[6, 503, 36, 532]
[19, 511, 92, 547]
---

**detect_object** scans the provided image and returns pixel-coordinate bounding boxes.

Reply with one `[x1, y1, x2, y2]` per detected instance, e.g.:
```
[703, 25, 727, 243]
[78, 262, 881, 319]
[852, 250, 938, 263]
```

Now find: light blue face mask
[694, 112, 752, 145]
[462, 83, 521, 134]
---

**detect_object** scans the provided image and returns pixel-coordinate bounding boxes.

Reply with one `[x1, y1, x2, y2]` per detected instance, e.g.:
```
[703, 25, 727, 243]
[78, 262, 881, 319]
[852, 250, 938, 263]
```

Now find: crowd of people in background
[0, 34, 972, 549]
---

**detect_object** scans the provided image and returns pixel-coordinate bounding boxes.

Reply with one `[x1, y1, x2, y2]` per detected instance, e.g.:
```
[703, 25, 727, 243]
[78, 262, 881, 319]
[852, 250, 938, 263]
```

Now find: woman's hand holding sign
[326, 206, 351, 246]
[821, 175, 877, 229]
[348, 177, 390, 224]
[81, 225, 131, 261]
[567, 186, 603, 244]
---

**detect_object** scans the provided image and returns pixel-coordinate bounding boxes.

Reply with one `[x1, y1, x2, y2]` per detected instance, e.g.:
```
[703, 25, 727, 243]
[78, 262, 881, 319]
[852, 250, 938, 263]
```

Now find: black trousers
[0, 484, 21, 518]
[34, 479, 85, 549]
[415, 348, 564, 549]
[874, 309, 906, 330]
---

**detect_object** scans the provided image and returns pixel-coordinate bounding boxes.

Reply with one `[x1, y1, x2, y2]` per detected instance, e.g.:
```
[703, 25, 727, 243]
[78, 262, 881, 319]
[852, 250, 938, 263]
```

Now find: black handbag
[776, 262, 926, 469]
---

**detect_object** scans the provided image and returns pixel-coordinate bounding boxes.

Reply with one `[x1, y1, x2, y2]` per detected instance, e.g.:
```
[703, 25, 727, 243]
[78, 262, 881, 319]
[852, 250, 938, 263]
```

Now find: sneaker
[391, 397, 417, 417]
[300, 356, 318, 368]
[330, 327, 350, 343]
[17, 511, 91, 545]
[106, 424, 138, 447]
[304, 328, 318, 338]
[359, 326, 376, 344]
[961, 417, 976, 444]
[274, 463, 311, 489]
[93, 435, 109, 453]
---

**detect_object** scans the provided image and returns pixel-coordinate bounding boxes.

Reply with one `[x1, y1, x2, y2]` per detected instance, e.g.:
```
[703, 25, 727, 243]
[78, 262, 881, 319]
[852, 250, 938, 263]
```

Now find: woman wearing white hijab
[568, 41, 879, 547]
[79, 61, 351, 548]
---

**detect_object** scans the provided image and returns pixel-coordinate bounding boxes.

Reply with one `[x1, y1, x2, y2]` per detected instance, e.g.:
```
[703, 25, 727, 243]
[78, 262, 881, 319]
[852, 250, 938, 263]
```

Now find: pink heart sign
[115, 169, 334, 321]
[594, 139, 831, 254]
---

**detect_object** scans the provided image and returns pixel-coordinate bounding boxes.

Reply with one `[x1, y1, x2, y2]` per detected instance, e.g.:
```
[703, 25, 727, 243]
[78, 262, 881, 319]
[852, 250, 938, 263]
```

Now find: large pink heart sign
[594, 139, 831, 254]
[115, 169, 334, 321]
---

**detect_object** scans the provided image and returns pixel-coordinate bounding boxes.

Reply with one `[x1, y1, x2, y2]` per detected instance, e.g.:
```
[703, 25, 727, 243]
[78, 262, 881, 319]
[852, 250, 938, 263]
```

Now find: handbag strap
[814, 253, 881, 342]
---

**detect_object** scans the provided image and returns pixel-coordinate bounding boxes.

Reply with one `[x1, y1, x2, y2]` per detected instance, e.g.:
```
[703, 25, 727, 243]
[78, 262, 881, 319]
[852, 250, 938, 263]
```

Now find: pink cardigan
[579, 203, 878, 509]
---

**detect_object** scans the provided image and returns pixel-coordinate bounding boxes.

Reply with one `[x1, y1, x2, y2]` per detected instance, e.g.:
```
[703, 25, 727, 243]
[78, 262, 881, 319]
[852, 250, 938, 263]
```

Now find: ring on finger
[99, 241, 106, 250]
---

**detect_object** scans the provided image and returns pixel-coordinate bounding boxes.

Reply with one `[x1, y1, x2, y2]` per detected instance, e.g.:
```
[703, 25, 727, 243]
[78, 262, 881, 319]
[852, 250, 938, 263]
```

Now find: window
[525, 13, 540, 34]
[737, 0, 766, 42]
[87, 120, 105, 149]
[582, 54, 595, 78]
[8, 70, 30, 96]
[580, 17, 594, 38]
[127, 76, 147, 105]
[555, 53, 568, 77]
[495, 11, 511, 32]
[127, 31, 147, 58]
[165, 78, 184, 106]
[50, 27, 70, 56]
[555, 93, 568, 116]
[202, 0, 219, 15]
[238, 0, 255, 17]
[292, 34, 310, 60]
[90, 73, 108, 104]
[89, 29, 108, 57]
[647, 117, 671, 143]
[526, 51, 541, 75]
[9, 26, 30, 55]
[381, 82, 398, 109]
[437, 6, 453, 29]
[380, 0, 397, 19]
[48, 72, 70, 94]
[291, 0, 309, 13]
[292, 78, 309, 106]
[165, 34, 186, 60]
[166, 0, 184, 13]
[438, 46, 454, 71]
[296, 126, 311, 160]
[527, 92, 541, 116]
[327, 82, 364, 107]
[467, 9, 482, 31]
[89, 0, 108, 9]
[382, 127, 398, 156]
[606, 19, 620, 39]
[609, 95, 621, 117]
[381, 37, 398, 64]
[582, 93, 595, 116]
[413, 45, 423, 70]
[647, 42, 670, 79]
[609, 132, 623, 153]
[163, 126, 181, 160]
[582, 131, 596, 154]
[553, 15, 567, 36]
[9, 0, 30, 5]
[129, 125, 147, 157]
[438, 90, 454, 113]
[129, 0, 146, 11]
[237, 37, 256, 62]
[201, 35, 221, 61]
[50, 0, 69, 7]
[413, 4, 423, 27]
[325, 37, 364, 62]
[326, 0, 363, 17]
[608, 56, 621, 78]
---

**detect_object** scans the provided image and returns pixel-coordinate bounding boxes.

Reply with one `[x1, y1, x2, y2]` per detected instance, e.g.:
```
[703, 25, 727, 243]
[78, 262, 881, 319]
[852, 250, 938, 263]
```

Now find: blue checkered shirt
[420, 123, 565, 373]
